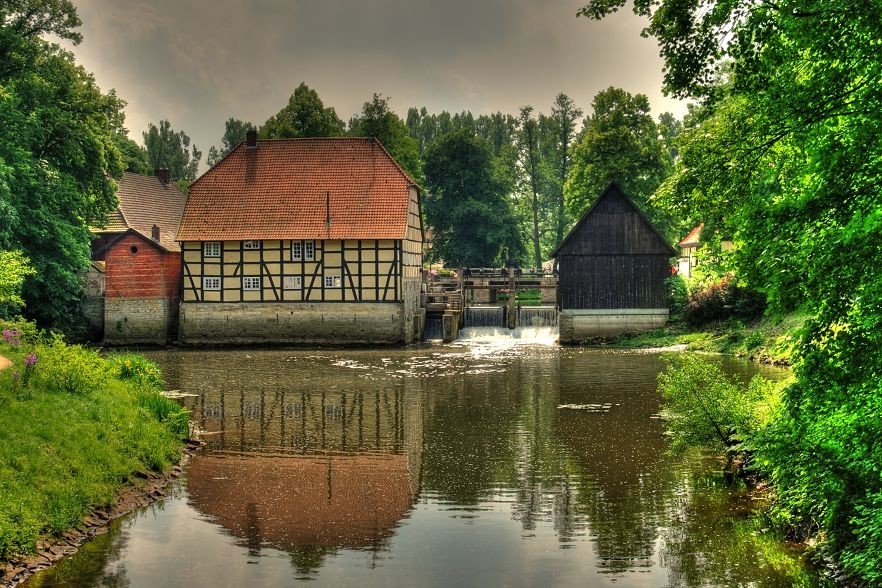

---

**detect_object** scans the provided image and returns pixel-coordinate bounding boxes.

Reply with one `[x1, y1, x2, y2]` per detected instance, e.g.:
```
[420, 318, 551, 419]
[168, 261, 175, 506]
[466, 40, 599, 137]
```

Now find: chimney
[151, 224, 160, 242]
[245, 129, 258, 149]
[155, 168, 170, 184]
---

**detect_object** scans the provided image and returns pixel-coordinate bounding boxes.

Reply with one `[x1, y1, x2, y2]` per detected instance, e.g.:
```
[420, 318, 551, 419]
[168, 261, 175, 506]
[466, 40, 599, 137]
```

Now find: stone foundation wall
[104, 297, 177, 345]
[81, 265, 105, 339]
[559, 309, 669, 343]
[179, 302, 406, 345]
[402, 277, 425, 344]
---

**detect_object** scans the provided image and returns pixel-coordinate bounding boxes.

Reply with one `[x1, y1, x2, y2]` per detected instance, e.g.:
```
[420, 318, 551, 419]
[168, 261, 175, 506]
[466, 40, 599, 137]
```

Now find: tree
[545, 93, 583, 249]
[260, 82, 344, 139]
[423, 131, 521, 267]
[581, 1, 882, 581]
[142, 119, 202, 185]
[207, 117, 254, 167]
[517, 106, 543, 269]
[348, 94, 422, 183]
[0, 4, 125, 329]
[0, 249, 34, 316]
[564, 87, 670, 224]
[112, 132, 149, 174]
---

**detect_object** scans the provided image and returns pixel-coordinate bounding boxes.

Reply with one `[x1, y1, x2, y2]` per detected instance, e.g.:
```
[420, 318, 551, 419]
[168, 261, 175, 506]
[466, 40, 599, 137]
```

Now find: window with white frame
[283, 276, 302, 290]
[242, 276, 261, 290]
[291, 241, 302, 261]
[204, 241, 221, 257]
[243, 240, 260, 250]
[324, 275, 341, 288]
[203, 277, 221, 291]
[304, 240, 315, 261]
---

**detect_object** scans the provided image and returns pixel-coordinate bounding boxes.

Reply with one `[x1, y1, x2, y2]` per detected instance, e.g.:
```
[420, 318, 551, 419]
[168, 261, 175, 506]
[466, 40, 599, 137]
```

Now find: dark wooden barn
[551, 182, 677, 342]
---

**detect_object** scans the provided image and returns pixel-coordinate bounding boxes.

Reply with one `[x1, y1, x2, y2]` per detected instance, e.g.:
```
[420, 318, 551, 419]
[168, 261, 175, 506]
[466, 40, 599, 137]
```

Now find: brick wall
[179, 302, 405, 345]
[103, 234, 181, 345]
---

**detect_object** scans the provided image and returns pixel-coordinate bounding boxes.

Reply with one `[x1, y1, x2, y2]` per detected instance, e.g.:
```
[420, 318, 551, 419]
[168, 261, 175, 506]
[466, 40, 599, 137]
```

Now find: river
[27, 331, 826, 586]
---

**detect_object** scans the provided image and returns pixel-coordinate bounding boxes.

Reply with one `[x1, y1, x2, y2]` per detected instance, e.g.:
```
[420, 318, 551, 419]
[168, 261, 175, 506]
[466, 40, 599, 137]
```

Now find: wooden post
[507, 267, 517, 329]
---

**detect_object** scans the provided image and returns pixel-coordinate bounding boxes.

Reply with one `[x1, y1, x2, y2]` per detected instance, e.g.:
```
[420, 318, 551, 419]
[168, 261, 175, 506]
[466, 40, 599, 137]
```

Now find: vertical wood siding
[556, 185, 674, 310]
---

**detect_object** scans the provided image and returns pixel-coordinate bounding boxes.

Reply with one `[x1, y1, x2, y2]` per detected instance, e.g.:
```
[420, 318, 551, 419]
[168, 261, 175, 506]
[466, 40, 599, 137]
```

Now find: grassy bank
[604, 311, 808, 365]
[0, 321, 189, 562]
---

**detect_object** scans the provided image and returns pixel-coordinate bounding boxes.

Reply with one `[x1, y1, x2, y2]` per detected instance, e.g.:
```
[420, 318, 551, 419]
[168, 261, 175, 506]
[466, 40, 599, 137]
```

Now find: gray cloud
[69, 0, 687, 170]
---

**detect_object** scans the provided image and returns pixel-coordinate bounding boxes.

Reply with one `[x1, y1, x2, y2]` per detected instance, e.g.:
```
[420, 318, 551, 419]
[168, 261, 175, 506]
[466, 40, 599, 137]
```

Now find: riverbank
[601, 311, 807, 365]
[0, 324, 191, 586]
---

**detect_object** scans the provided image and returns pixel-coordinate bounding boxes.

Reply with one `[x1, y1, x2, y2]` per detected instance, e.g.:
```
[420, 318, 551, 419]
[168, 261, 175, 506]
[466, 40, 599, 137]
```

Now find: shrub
[682, 277, 767, 326]
[657, 353, 782, 455]
[139, 392, 190, 438]
[667, 274, 689, 319]
[110, 353, 165, 391]
[33, 334, 107, 395]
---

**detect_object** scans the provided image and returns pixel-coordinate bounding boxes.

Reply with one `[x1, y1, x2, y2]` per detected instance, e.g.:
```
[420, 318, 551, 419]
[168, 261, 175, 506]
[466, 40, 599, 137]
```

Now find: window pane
[291, 241, 302, 260]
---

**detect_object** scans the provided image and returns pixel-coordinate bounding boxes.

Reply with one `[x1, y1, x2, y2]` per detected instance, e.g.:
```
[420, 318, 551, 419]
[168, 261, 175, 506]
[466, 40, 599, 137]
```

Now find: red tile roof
[177, 137, 416, 242]
[678, 223, 704, 247]
[95, 172, 187, 252]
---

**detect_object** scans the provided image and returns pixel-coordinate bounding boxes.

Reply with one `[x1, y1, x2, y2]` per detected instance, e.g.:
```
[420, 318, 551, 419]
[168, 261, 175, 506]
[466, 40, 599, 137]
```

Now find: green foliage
[110, 353, 164, 391]
[0, 2, 126, 330]
[206, 117, 254, 167]
[0, 249, 34, 315]
[32, 334, 106, 396]
[261, 82, 343, 140]
[583, 0, 882, 580]
[0, 321, 185, 560]
[142, 119, 202, 183]
[112, 131, 149, 174]
[666, 274, 688, 320]
[565, 87, 674, 233]
[423, 131, 522, 267]
[348, 93, 423, 184]
[658, 354, 782, 455]
[682, 277, 766, 327]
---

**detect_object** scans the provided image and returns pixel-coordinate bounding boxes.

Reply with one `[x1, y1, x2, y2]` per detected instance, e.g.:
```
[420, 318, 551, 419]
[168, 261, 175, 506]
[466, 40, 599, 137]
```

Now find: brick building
[89, 170, 186, 345]
[176, 133, 425, 345]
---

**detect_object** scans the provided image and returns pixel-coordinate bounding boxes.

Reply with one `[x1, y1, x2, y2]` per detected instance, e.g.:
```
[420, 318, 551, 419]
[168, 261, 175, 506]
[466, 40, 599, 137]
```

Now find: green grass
[606, 311, 808, 365]
[0, 323, 187, 561]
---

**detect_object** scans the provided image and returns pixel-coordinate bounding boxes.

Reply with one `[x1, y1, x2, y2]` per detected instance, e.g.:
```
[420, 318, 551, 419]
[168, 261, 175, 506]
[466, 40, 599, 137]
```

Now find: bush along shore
[0, 320, 193, 586]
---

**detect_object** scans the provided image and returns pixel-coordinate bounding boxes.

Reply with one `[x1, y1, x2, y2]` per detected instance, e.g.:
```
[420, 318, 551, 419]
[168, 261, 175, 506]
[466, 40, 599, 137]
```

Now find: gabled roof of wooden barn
[551, 181, 677, 258]
[176, 137, 418, 242]
[94, 172, 187, 252]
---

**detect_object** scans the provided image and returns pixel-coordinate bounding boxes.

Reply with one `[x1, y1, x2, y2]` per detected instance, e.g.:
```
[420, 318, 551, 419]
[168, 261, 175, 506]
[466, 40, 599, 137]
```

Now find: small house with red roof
[676, 224, 733, 278]
[89, 170, 187, 345]
[677, 223, 703, 278]
[176, 132, 424, 345]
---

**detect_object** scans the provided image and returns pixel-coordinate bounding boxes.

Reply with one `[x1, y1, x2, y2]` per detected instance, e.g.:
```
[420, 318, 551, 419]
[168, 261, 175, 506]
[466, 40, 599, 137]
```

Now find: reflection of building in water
[187, 452, 413, 552]
[181, 381, 423, 562]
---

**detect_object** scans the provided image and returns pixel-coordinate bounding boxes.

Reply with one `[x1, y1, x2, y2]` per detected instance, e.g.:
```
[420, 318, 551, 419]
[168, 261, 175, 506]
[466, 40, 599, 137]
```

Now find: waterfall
[423, 315, 443, 340]
[464, 306, 505, 328]
[517, 306, 558, 327]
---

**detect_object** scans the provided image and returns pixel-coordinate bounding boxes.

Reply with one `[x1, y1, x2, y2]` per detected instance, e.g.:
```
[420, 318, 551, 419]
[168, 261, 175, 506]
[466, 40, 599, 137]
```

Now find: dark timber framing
[181, 238, 405, 304]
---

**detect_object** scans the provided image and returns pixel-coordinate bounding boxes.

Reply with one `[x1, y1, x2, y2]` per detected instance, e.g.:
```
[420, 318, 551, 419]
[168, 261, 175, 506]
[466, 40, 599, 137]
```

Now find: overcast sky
[67, 0, 687, 167]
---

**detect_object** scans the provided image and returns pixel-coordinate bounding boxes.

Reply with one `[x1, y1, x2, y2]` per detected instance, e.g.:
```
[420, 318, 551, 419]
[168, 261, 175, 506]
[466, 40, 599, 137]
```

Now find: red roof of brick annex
[176, 137, 417, 242]
[95, 172, 187, 252]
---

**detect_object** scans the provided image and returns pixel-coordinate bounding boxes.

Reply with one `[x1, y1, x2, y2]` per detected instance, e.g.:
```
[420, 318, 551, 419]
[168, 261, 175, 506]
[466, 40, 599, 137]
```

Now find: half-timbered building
[552, 182, 677, 342]
[176, 133, 424, 344]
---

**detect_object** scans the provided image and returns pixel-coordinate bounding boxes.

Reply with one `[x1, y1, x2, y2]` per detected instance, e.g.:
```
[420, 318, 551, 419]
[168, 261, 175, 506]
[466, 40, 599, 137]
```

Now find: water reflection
[27, 344, 821, 587]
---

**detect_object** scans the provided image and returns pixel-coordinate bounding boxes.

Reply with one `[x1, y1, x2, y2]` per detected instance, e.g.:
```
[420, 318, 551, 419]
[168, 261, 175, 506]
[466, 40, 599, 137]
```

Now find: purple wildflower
[2, 328, 21, 346]
[11, 371, 20, 380]
[24, 353, 37, 367]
